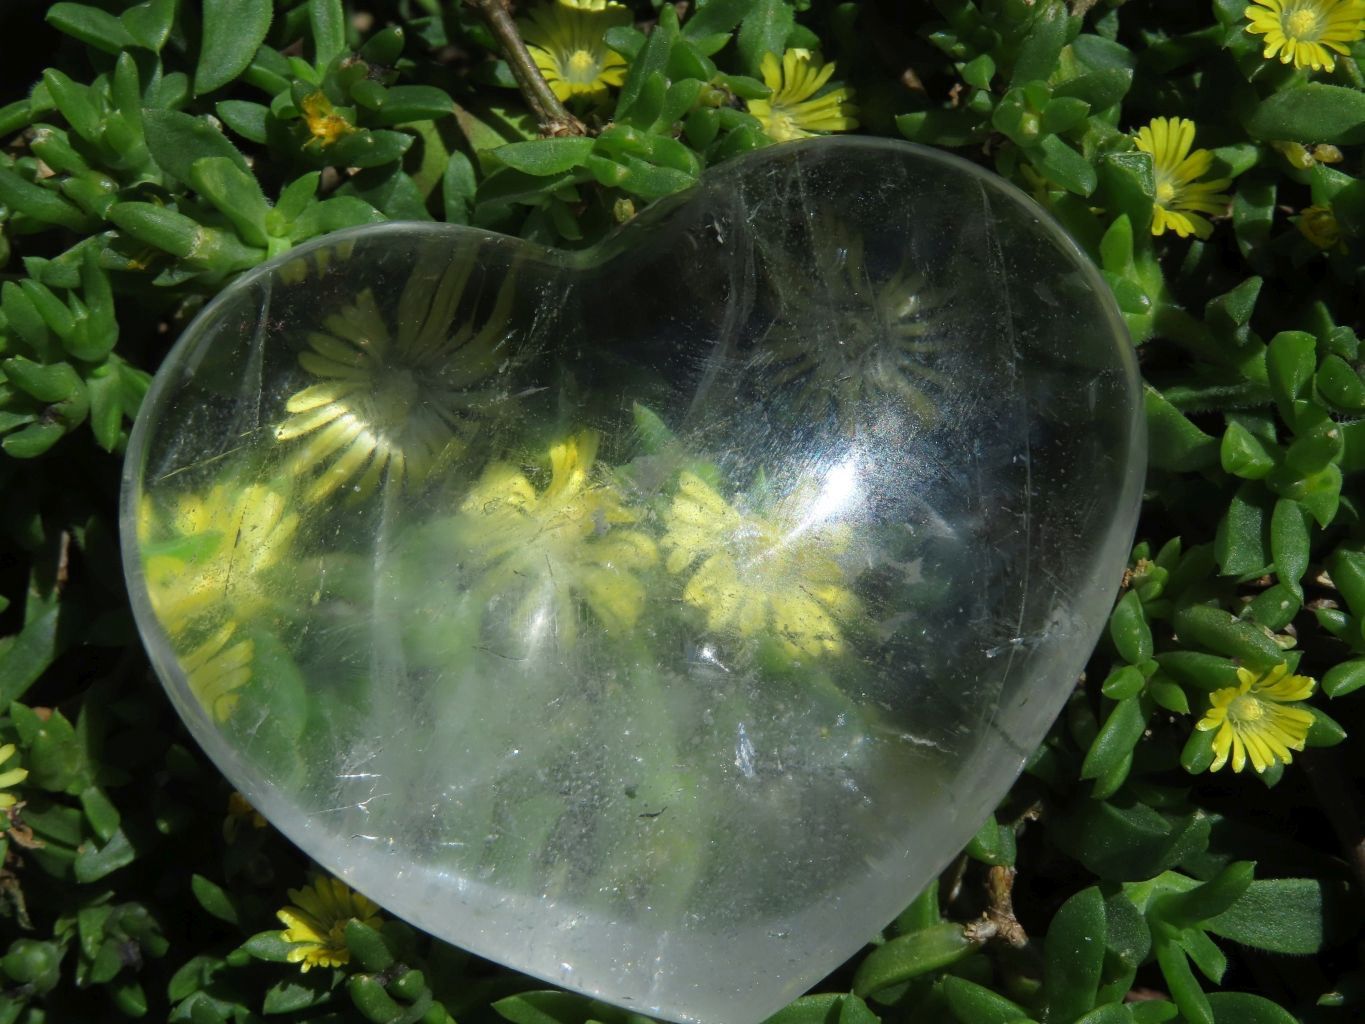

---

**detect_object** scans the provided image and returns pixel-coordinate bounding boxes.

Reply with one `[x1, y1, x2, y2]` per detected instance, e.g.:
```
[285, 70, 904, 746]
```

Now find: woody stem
[463, 0, 587, 136]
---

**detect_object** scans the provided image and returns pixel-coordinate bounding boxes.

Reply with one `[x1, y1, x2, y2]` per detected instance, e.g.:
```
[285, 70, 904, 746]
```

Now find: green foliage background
[1, 0, 1364, 1022]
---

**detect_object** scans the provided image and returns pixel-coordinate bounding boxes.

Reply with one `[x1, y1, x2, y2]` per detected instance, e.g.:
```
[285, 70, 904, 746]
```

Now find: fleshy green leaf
[196, 0, 273, 94]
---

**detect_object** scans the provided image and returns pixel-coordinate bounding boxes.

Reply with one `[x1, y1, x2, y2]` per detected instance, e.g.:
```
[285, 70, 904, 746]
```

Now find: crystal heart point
[122, 138, 1143, 1024]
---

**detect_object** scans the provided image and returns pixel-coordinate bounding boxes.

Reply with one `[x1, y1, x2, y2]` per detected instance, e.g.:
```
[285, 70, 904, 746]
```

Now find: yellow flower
[519, 2, 631, 105]
[1196, 663, 1316, 773]
[183, 624, 255, 722]
[275, 254, 512, 502]
[300, 91, 355, 148]
[278, 877, 382, 972]
[142, 482, 298, 634]
[747, 49, 858, 143]
[1296, 203, 1344, 250]
[1133, 117, 1232, 239]
[1244, 0, 1365, 73]
[453, 431, 657, 646]
[662, 471, 859, 659]
[756, 222, 948, 421]
[1272, 140, 1345, 169]
[0, 744, 28, 812]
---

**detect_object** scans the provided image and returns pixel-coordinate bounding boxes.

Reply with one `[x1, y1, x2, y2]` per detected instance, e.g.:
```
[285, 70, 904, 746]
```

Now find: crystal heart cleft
[122, 137, 1143, 1024]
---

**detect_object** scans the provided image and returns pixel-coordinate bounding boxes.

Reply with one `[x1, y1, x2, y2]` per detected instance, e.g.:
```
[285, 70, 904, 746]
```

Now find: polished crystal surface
[122, 137, 1143, 1024]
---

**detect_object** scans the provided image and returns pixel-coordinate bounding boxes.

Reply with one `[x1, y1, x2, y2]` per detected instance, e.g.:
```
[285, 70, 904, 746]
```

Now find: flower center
[1228, 693, 1265, 724]
[1155, 177, 1177, 206]
[565, 49, 600, 83]
[373, 368, 420, 428]
[1285, 6, 1320, 39]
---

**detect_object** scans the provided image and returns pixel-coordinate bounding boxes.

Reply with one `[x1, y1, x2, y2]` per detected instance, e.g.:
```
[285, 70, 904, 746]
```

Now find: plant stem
[463, 0, 587, 136]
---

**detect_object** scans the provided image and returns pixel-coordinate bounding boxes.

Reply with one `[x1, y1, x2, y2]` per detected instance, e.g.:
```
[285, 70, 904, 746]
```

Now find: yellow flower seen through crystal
[662, 471, 859, 659]
[453, 431, 657, 646]
[519, 2, 631, 105]
[758, 221, 948, 421]
[276, 255, 512, 502]
[300, 91, 355, 148]
[1244, 0, 1365, 73]
[278, 877, 382, 972]
[224, 791, 268, 842]
[1196, 662, 1316, 773]
[747, 49, 858, 144]
[142, 482, 298, 634]
[0, 744, 28, 812]
[184, 623, 255, 723]
[1133, 117, 1232, 240]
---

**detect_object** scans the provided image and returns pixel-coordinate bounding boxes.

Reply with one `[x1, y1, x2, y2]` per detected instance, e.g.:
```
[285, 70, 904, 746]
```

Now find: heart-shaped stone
[122, 137, 1142, 1024]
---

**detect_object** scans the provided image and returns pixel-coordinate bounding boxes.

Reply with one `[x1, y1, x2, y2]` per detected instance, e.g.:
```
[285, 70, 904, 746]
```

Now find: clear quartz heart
[122, 137, 1143, 1024]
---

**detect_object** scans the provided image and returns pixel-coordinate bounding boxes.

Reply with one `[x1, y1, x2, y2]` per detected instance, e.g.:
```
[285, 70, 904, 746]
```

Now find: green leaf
[1155, 862, 1254, 929]
[1246, 84, 1365, 146]
[73, 827, 135, 882]
[239, 930, 295, 963]
[142, 108, 252, 184]
[1207, 992, 1299, 1024]
[189, 157, 271, 248]
[1043, 887, 1106, 1022]
[310, 0, 348, 67]
[941, 976, 1030, 1024]
[619, 6, 680, 120]
[196, 0, 272, 94]
[1305, 705, 1346, 747]
[495, 138, 596, 176]
[329, 128, 415, 168]
[0, 167, 94, 232]
[1073, 1008, 1132, 1024]
[1029, 134, 1097, 196]
[851, 922, 977, 997]
[1081, 696, 1148, 793]
[41, 70, 101, 142]
[1156, 939, 1212, 1024]
[216, 100, 270, 145]
[1215, 483, 1273, 578]
[1270, 498, 1310, 596]
[685, 0, 759, 39]
[737, 0, 795, 77]
[1220, 421, 1275, 479]
[1172, 604, 1283, 669]
[1207, 878, 1347, 954]
[493, 990, 656, 1024]
[190, 874, 240, 926]
[79, 785, 120, 843]
[1011, 0, 1072, 85]
[1110, 591, 1153, 664]
[343, 919, 393, 973]
[1316, 354, 1365, 411]
[965, 813, 1015, 866]
[442, 150, 478, 225]
[374, 85, 454, 124]
[263, 971, 333, 1015]
[1322, 658, 1365, 698]
[0, 600, 63, 704]
[1053, 801, 1210, 882]
[761, 994, 843, 1024]
[1145, 387, 1218, 472]
[46, 2, 134, 54]
[121, 0, 177, 52]
[1102, 666, 1145, 700]
[1266, 330, 1318, 428]
[1053, 68, 1132, 110]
